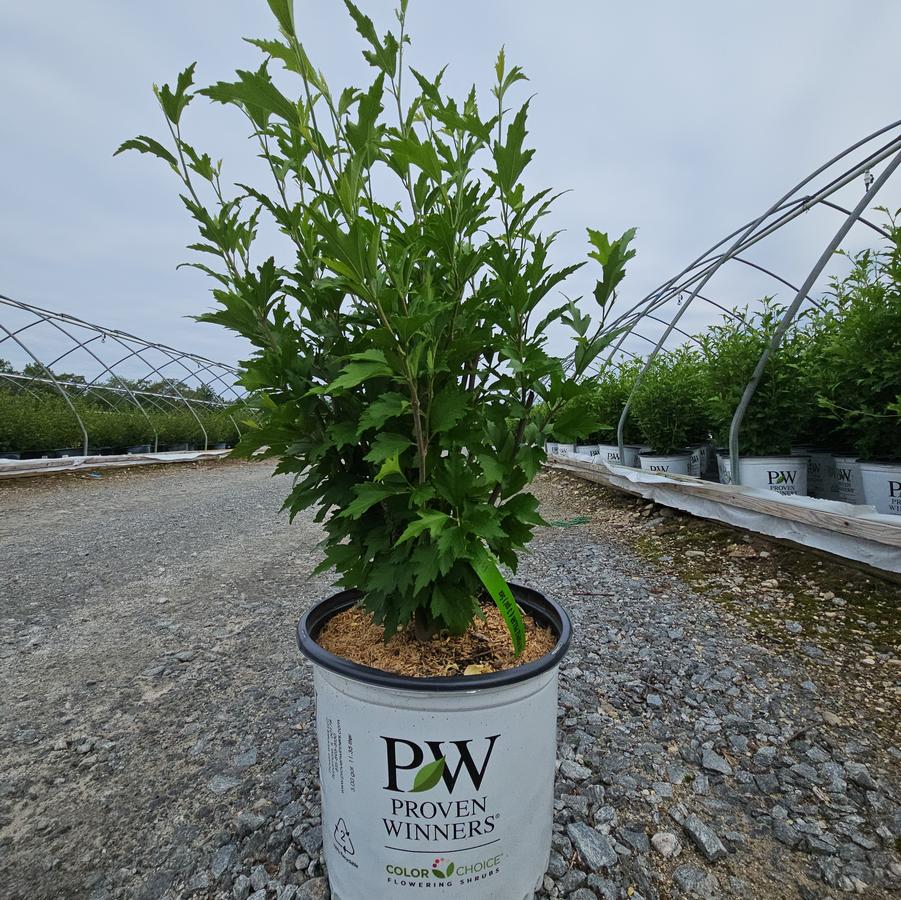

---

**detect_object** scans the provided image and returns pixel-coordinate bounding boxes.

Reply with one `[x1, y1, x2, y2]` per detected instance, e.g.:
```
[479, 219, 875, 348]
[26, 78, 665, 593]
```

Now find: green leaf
[266, 0, 296, 37]
[411, 755, 445, 793]
[492, 101, 534, 194]
[588, 226, 637, 309]
[309, 356, 392, 395]
[200, 66, 297, 126]
[429, 386, 468, 435]
[386, 134, 443, 183]
[374, 452, 402, 482]
[328, 421, 358, 450]
[446, 862, 455, 876]
[344, 0, 398, 75]
[363, 432, 411, 464]
[113, 135, 178, 168]
[154, 63, 196, 125]
[340, 482, 404, 519]
[357, 393, 409, 434]
[395, 510, 450, 544]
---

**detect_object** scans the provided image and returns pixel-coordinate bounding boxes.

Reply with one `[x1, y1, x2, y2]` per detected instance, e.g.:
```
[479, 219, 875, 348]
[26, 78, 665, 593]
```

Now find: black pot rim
[297, 583, 572, 693]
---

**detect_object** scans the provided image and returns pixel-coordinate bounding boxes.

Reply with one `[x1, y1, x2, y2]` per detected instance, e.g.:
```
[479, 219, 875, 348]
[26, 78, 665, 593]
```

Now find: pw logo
[381, 735, 500, 793]
[768, 470, 797, 486]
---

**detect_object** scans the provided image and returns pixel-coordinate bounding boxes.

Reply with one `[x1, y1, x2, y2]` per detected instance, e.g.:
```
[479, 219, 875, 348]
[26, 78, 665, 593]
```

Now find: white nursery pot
[858, 460, 901, 516]
[638, 452, 690, 475]
[791, 447, 834, 499]
[831, 454, 865, 505]
[719, 454, 808, 496]
[545, 442, 559, 455]
[297, 586, 571, 900]
[574, 444, 600, 457]
[739, 455, 808, 496]
[595, 443, 641, 467]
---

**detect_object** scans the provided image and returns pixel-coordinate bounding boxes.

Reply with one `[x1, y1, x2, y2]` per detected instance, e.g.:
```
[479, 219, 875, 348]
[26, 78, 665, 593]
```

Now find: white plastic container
[858, 460, 901, 516]
[545, 442, 559, 456]
[791, 447, 834, 499]
[831, 454, 864, 505]
[638, 452, 690, 475]
[718, 454, 808, 496]
[574, 444, 600, 457]
[595, 443, 641, 467]
[297, 587, 571, 900]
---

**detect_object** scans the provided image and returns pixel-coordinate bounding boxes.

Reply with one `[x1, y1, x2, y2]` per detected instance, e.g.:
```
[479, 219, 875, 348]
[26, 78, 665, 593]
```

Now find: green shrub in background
[0, 391, 248, 452]
[553, 359, 647, 444]
[630, 347, 708, 454]
[591, 359, 646, 445]
[811, 211, 901, 458]
[697, 299, 813, 456]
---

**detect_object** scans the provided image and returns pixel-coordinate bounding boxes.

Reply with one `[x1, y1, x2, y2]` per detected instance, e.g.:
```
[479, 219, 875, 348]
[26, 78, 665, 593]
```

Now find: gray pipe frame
[23, 314, 161, 451]
[727, 147, 901, 483]
[615, 124, 901, 464]
[605, 125, 901, 337]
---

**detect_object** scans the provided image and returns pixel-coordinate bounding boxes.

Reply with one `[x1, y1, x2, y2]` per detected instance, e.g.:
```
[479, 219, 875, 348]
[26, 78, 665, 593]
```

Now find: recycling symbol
[334, 818, 355, 856]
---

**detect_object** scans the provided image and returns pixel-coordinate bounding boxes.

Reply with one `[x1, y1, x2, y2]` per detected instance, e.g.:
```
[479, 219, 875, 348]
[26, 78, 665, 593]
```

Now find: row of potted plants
[554, 217, 900, 515]
[0, 390, 246, 458]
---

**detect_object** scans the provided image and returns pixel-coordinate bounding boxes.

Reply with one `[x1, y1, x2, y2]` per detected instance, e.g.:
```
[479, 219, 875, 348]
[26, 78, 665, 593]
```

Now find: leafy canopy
[631, 347, 709, 454]
[809, 210, 901, 457]
[697, 299, 813, 456]
[117, 0, 635, 641]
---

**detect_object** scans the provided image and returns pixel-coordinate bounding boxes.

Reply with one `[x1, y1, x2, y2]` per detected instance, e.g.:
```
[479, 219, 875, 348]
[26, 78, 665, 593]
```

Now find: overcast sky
[2, 0, 900, 376]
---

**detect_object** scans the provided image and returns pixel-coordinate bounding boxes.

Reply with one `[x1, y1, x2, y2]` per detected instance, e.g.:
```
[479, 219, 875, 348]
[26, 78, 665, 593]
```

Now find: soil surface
[317, 601, 555, 677]
[0, 460, 898, 900]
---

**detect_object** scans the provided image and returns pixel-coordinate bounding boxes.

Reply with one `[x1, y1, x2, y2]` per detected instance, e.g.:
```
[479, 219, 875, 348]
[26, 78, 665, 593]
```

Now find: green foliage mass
[0, 390, 245, 452]
[631, 347, 709, 454]
[697, 298, 813, 457]
[555, 359, 646, 445]
[117, 0, 635, 639]
[807, 212, 901, 458]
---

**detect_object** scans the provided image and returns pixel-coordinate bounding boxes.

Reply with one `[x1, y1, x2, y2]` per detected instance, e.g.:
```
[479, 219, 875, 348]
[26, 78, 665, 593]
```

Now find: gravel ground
[0, 460, 899, 900]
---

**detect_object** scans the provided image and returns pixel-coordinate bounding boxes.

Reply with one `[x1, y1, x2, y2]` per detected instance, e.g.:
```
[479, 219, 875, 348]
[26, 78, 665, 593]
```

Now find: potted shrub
[630, 347, 707, 475]
[119, 3, 635, 897]
[585, 359, 645, 467]
[698, 299, 812, 496]
[815, 213, 901, 513]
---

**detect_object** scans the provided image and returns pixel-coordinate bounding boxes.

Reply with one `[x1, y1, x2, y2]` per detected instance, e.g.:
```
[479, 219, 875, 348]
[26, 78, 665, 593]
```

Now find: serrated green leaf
[113, 136, 178, 168]
[266, 0, 296, 37]
[340, 482, 403, 519]
[395, 510, 450, 544]
[363, 432, 411, 464]
[200, 66, 297, 126]
[309, 358, 392, 396]
[374, 452, 402, 482]
[357, 393, 409, 434]
[429, 386, 468, 435]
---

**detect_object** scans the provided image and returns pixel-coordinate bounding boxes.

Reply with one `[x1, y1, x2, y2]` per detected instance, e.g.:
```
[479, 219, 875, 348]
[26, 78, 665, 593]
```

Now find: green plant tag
[471, 545, 526, 656]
